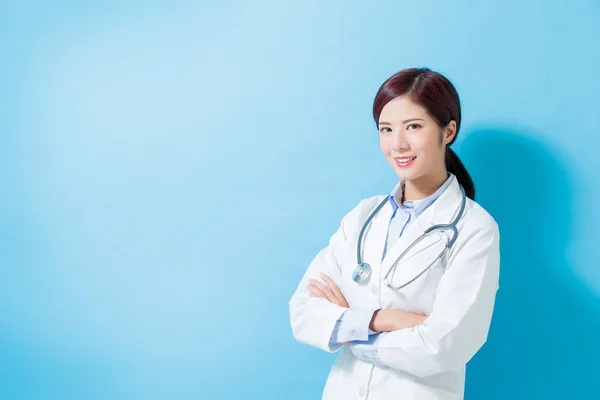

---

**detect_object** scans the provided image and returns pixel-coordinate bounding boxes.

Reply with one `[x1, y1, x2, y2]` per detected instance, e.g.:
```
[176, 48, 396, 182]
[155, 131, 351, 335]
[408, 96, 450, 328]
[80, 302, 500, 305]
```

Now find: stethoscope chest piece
[352, 262, 372, 283]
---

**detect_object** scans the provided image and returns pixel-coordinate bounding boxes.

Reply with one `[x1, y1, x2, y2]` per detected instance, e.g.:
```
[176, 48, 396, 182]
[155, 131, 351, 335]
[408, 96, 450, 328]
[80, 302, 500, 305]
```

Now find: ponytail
[445, 147, 475, 200]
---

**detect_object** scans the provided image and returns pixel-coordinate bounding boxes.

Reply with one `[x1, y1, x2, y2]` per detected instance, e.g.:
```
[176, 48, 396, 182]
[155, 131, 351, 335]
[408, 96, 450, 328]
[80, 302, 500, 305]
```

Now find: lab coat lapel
[430, 175, 464, 226]
[362, 199, 393, 284]
[379, 175, 463, 283]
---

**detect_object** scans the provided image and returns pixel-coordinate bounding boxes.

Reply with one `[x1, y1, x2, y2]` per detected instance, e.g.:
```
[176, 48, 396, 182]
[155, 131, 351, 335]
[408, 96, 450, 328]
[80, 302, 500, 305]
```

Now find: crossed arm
[290, 206, 500, 376]
[307, 272, 426, 343]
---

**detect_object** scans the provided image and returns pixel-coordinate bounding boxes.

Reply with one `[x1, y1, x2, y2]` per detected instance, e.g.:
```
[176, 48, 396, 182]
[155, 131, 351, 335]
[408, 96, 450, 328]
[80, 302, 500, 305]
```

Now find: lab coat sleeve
[331, 308, 380, 344]
[374, 216, 500, 377]
[288, 205, 358, 353]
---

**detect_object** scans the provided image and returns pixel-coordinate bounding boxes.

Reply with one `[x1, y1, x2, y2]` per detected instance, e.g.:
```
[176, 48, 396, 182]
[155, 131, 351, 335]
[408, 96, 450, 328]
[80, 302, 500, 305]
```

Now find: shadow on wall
[459, 129, 600, 399]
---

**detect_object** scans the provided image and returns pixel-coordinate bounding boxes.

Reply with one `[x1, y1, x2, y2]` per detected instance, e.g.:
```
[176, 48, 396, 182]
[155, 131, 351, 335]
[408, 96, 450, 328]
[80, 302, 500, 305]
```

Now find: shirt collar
[389, 173, 453, 216]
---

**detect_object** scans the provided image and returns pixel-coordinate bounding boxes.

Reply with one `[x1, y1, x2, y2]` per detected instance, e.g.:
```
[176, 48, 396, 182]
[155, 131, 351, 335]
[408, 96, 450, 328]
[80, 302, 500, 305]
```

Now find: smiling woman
[374, 68, 475, 202]
[289, 67, 500, 400]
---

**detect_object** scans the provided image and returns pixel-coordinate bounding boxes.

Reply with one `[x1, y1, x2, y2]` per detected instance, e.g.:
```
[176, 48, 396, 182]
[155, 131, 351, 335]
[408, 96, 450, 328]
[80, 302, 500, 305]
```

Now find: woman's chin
[392, 166, 418, 181]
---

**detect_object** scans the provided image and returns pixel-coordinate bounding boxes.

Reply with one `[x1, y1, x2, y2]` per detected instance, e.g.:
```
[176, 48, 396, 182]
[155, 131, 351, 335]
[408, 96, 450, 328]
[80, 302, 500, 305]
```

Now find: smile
[394, 156, 416, 167]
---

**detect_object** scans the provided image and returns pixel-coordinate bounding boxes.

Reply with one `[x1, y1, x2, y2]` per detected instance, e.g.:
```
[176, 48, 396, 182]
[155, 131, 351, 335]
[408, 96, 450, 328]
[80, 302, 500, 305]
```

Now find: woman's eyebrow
[378, 118, 425, 125]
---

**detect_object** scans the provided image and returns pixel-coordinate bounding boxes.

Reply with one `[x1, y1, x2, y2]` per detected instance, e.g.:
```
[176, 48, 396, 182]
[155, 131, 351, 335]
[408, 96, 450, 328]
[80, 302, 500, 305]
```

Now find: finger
[309, 279, 334, 302]
[310, 288, 327, 299]
[309, 279, 337, 304]
[320, 273, 347, 306]
[307, 284, 327, 299]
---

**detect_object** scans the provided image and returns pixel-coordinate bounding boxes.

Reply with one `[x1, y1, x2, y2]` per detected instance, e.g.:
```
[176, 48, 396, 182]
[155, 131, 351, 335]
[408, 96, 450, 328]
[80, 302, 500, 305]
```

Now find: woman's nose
[392, 131, 409, 151]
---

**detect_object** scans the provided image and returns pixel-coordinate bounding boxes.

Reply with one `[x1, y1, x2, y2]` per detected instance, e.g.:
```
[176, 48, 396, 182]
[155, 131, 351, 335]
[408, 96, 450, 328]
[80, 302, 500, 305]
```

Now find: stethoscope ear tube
[352, 195, 390, 284]
[356, 195, 390, 266]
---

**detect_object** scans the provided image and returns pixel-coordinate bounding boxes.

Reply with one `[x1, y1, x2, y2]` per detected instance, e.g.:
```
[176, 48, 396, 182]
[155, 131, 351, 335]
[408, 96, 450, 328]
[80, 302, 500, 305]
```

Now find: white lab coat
[289, 174, 500, 400]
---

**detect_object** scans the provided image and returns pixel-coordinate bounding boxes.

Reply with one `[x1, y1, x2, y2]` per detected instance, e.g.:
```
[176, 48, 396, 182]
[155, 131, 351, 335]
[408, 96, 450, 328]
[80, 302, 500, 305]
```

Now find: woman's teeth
[395, 156, 416, 167]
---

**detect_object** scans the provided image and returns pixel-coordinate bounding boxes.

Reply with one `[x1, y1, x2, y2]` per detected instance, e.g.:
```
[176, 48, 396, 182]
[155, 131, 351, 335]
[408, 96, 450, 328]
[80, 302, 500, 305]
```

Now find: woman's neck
[403, 171, 449, 203]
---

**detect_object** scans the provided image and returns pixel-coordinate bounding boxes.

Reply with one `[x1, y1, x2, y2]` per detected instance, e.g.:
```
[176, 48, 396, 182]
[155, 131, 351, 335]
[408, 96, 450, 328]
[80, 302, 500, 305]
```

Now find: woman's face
[378, 95, 455, 183]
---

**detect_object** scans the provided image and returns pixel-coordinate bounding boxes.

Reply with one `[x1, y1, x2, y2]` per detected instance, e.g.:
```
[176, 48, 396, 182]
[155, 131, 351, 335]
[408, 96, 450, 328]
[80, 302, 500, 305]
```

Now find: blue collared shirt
[328, 174, 453, 346]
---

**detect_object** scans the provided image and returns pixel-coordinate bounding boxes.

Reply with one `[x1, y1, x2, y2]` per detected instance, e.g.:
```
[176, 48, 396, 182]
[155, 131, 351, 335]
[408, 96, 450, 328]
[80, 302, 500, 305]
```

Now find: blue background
[2, 1, 599, 399]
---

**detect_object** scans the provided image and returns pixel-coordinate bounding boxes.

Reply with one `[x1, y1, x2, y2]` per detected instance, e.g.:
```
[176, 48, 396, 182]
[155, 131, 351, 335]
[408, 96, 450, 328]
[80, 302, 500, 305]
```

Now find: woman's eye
[407, 123, 421, 130]
[380, 127, 392, 133]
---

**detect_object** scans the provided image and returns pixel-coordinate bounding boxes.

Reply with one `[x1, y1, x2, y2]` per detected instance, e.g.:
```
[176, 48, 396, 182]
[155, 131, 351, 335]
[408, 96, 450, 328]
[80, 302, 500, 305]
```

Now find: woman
[289, 67, 500, 400]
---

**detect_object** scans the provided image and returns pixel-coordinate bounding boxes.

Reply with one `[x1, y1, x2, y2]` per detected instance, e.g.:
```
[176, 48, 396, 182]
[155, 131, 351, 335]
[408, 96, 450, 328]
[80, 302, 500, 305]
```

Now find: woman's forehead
[379, 96, 430, 122]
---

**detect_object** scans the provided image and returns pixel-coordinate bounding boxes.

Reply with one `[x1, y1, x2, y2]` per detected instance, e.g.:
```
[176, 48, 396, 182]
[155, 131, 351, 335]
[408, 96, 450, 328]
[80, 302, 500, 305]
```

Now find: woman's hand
[369, 309, 427, 332]
[307, 273, 349, 308]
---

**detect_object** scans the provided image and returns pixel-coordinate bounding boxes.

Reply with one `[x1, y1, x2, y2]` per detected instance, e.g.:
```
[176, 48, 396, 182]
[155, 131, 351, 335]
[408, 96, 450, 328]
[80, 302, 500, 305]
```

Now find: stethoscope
[352, 184, 467, 290]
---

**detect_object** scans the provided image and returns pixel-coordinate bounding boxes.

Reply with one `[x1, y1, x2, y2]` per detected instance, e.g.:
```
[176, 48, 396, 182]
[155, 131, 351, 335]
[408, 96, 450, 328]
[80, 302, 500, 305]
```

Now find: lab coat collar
[429, 173, 464, 226]
[378, 173, 464, 280]
[389, 180, 427, 215]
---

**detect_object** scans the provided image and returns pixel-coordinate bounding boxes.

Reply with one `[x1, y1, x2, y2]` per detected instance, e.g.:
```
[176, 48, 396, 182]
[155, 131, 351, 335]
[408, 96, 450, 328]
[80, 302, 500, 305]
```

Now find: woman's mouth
[394, 156, 416, 168]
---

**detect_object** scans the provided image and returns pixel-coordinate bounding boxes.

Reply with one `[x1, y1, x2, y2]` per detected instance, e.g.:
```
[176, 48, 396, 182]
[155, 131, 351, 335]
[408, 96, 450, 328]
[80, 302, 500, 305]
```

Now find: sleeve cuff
[331, 308, 378, 343]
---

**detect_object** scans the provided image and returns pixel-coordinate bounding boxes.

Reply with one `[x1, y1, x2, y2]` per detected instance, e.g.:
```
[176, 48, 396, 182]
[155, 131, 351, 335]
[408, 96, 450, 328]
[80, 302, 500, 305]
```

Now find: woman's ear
[443, 121, 457, 145]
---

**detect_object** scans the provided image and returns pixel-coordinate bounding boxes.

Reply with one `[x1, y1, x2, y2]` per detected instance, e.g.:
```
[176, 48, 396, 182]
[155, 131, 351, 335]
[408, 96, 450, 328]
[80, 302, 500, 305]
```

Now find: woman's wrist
[369, 309, 395, 332]
[369, 310, 381, 332]
[370, 309, 426, 332]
